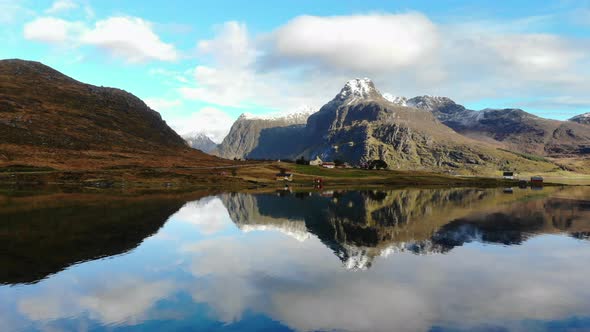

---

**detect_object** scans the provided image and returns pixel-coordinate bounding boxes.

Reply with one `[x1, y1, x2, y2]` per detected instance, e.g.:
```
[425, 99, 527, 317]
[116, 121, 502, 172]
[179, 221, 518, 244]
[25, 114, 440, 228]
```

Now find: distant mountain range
[182, 132, 217, 153]
[389, 96, 590, 156]
[210, 78, 590, 174]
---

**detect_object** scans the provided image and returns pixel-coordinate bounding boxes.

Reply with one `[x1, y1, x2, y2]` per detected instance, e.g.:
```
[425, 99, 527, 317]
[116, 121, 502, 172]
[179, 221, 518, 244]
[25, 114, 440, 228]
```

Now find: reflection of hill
[222, 193, 311, 241]
[0, 194, 186, 285]
[221, 187, 590, 269]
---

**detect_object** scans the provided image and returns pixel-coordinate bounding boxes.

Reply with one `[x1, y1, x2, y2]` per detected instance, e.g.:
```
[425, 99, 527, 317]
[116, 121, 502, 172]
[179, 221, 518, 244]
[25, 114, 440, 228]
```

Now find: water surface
[1, 186, 590, 332]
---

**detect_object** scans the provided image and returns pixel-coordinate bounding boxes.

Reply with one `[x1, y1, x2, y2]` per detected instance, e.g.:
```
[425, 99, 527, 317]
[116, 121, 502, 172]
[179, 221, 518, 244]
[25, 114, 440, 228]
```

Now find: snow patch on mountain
[383, 93, 408, 106]
[406, 95, 456, 111]
[334, 78, 383, 105]
[238, 106, 316, 123]
[240, 224, 311, 242]
[570, 112, 590, 124]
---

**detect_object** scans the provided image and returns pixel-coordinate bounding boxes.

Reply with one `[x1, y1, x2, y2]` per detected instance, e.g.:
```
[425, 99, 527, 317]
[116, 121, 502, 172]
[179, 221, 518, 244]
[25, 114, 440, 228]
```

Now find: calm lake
[1, 186, 590, 332]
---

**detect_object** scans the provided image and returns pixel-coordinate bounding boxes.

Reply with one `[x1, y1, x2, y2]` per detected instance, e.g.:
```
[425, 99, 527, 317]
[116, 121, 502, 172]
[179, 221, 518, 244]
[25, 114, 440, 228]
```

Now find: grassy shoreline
[0, 162, 578, 194]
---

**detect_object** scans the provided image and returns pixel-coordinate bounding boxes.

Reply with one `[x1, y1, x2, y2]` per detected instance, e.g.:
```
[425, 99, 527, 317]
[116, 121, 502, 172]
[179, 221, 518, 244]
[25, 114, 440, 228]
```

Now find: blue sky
[1, 0, 590, 142]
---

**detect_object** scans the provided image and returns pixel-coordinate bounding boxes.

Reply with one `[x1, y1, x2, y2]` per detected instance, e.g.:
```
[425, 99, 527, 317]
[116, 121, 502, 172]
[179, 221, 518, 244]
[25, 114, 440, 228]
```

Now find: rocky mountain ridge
[214, 78, 561, 174]
[570, 112, 590, 125]
[213, 110, 313, 159]
[396, 95, 590, 156]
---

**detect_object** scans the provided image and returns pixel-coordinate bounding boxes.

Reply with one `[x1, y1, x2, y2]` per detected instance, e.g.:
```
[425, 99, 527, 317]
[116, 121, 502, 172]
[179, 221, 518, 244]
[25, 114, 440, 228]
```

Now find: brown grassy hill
[0, 59, 225, 170]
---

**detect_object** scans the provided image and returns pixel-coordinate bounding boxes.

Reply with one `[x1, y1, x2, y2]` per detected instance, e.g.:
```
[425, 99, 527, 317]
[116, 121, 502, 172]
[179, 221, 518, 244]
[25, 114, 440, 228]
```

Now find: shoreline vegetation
[0, 162, 582, 194]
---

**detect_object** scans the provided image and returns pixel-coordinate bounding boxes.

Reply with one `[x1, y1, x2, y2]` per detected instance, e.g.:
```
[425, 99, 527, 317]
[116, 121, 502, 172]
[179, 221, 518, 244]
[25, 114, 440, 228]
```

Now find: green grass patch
[498, 149, 550, 163]
[291, 164, 388, 178]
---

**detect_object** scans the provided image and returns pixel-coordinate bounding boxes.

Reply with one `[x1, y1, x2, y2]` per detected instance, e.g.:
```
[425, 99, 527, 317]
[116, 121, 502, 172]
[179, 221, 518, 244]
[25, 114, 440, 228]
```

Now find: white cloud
[18, 278, 176, 325]
[46, 0, 79, 14]
[23, 16, 179, 63]
[81, 16, 178, 62]
[168, 106, 234, 143]
[198, 21, 254, 66]
[144, 98, 233, 143]
[180, 14, 590, 115]
[269, 13, 439, 72]
[169, 197, 235, 235]
[23, 17, 84, 43]
[180, 21, 332, 112]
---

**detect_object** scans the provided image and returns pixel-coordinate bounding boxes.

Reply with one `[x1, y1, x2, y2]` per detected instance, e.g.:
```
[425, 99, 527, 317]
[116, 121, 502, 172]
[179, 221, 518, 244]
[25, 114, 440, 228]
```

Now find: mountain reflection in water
[0, 186, 589, 332]
[221, 187, 590, 269]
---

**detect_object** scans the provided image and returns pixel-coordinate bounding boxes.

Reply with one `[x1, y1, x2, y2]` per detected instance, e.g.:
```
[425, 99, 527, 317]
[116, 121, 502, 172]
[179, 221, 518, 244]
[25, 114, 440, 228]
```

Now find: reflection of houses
[321, 190, 334, 198]
[276, 172, 293, 181]
[310, 157, 323, 166]
[322, 162, 335, 169]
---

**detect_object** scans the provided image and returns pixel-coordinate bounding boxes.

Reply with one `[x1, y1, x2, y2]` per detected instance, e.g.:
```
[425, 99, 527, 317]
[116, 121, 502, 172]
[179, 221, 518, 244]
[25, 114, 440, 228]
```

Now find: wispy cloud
[23, 15, 179, 63]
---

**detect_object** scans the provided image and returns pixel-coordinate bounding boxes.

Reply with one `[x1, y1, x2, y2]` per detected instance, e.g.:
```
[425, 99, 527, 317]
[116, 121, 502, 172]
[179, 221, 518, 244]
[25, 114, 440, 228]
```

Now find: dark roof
[276, 173, 292, 176]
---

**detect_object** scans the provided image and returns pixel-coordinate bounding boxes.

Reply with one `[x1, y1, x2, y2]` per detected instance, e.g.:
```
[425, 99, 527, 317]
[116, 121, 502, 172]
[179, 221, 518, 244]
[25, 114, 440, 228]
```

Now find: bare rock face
[213, 112, 312, 159]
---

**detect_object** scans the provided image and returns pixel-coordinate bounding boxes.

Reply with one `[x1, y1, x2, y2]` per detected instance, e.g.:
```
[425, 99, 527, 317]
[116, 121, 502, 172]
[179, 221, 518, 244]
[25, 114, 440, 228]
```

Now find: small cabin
[531, 176, 544, 185]
[322, 162, 336, 169]
[503, 171, 515, 179]
[276, 173, 293, 182]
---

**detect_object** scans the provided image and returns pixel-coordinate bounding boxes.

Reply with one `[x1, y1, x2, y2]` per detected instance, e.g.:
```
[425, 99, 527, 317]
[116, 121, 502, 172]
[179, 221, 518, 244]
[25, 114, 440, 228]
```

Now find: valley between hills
[1, 59, 590, 191]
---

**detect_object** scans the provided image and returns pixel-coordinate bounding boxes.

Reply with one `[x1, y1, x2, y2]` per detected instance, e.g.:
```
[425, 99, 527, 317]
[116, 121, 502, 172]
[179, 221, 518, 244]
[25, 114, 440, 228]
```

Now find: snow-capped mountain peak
[334, 78, 382, 104]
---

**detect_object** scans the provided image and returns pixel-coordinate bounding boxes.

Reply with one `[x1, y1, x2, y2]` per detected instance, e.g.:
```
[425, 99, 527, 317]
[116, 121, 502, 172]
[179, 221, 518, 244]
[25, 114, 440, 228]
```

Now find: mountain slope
[214, 112, 312, 159]
[406, 96, 590, 156]
[0, 59, 221, 169]
[183, 132, 217, 153]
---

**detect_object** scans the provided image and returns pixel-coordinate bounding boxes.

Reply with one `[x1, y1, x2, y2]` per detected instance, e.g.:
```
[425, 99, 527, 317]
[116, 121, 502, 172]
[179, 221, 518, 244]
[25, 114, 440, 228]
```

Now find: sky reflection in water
[1, 187, 589, 332]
